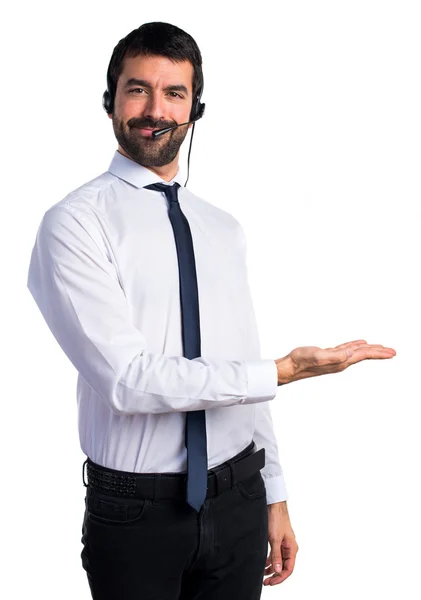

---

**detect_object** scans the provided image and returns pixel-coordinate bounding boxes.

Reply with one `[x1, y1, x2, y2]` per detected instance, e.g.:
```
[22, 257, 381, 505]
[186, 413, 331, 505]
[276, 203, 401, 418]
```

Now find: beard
[112, 114, 189, 167]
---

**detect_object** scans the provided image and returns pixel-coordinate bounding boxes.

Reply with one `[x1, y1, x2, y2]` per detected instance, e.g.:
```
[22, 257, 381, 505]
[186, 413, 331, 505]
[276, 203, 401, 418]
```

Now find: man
[26, 22, 396, 600]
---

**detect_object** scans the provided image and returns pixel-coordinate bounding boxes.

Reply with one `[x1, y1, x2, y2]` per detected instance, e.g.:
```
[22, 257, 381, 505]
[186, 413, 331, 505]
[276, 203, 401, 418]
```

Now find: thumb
[336, 347, 353, 362]
[327, 347, 353, 365]
[345, 347, 353, 359]
[271, 554, 283, 574]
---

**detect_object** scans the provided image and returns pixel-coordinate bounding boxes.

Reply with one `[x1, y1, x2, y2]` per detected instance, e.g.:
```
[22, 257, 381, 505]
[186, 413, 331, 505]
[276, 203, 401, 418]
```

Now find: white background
[2, 0, 420, 598]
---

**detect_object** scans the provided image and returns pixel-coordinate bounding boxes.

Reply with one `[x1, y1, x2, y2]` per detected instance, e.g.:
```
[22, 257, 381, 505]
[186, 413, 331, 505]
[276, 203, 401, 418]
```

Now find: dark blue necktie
[144, 182, 208, 513]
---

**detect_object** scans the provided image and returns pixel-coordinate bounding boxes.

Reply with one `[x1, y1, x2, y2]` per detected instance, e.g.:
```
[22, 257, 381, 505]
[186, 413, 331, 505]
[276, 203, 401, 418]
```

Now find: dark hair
[105, 22, 203, 110]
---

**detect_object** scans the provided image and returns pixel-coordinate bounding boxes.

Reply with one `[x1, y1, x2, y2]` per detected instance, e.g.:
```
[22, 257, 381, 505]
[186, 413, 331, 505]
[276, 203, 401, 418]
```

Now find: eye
[128, 89, 184, 99]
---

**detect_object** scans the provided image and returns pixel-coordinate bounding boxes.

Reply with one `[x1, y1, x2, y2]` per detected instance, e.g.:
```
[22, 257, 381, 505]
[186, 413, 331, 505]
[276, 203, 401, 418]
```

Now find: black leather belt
[83, 440, 265, 501]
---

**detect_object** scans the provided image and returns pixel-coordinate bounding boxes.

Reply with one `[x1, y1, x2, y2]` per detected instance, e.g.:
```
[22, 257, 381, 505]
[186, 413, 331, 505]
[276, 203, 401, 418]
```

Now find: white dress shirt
[27, 149, 288, 504]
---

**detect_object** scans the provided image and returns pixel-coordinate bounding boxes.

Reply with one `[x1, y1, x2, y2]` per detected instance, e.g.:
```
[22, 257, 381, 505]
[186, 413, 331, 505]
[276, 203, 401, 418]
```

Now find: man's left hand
[263, 501, 298, 586]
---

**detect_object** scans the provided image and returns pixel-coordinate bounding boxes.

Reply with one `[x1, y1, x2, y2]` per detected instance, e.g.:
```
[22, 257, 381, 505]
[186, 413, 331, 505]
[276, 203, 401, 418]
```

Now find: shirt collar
[107, 149, 185, 189]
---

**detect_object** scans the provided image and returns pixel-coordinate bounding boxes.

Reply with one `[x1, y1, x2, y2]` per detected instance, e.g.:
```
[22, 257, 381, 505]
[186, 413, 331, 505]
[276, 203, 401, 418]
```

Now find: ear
[107, 113, 113, 119]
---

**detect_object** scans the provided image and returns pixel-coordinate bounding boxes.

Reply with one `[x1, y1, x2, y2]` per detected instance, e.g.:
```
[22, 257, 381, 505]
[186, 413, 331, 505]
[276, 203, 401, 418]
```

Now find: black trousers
[80, 442, 269, 600]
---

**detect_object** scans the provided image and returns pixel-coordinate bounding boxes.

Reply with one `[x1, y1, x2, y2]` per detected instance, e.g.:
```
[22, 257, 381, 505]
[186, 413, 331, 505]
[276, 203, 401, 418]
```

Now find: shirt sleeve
[254, 401, 289, 504]
[27, 205, 278, 416]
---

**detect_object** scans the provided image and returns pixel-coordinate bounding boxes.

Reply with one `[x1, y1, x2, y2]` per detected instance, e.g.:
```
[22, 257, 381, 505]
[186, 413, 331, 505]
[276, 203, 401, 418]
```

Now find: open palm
[289, 339, 396, 381]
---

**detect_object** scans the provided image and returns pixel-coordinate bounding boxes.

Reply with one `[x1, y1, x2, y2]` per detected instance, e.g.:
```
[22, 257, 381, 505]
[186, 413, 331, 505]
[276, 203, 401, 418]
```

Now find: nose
[143, 91, 165, 122]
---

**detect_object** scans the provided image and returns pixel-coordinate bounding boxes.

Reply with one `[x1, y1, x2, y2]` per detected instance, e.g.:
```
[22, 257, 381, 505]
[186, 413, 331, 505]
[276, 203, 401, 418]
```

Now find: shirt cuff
[245, 359, 278, 402]
[263, 475, 289, 505]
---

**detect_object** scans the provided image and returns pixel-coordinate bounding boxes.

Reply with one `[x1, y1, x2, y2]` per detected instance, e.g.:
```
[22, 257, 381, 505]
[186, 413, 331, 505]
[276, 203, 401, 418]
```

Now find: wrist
[268, 500, 289, 515]
[275, 355, 294, 385]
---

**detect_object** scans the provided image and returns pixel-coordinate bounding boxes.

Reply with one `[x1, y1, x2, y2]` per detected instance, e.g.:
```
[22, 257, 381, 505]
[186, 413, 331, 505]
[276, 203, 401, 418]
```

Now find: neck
[117, 146, 179, 182]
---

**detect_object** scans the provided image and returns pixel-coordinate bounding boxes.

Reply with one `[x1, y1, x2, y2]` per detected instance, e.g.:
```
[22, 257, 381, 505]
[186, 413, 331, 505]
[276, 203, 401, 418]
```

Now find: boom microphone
[151, 115, 202, 139]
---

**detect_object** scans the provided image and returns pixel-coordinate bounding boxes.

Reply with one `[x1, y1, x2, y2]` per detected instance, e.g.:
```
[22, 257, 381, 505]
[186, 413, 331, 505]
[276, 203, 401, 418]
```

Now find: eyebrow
[123, 78, 189, 96]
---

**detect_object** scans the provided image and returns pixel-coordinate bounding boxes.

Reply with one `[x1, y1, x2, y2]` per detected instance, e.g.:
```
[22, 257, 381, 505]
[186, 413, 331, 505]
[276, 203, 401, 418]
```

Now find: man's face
[110, 54, 194, 168]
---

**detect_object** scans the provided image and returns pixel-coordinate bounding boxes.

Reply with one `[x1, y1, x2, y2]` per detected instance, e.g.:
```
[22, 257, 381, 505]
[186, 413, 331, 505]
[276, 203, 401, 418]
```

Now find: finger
[334, 340, 368, 349]
[269, 556, 296, 585]
[350, 344, 396, 354]
[264, 559, 279, 576]
[324, 340, 368, 352]
[347, 345, 396, 362]
[346, 343, 396, 354]
[263, 566, 293, 586]
[318, 344, 395, 366]
[267, 571, 291, 585]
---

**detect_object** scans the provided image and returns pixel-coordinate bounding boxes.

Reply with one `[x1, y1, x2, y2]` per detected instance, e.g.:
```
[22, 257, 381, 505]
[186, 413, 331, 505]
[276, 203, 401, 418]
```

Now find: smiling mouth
[133, 127, 160, 138]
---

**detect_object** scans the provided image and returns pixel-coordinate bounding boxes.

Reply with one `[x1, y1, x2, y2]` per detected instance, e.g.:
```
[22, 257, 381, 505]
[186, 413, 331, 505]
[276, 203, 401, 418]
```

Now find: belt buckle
[214, 464, 232, 495]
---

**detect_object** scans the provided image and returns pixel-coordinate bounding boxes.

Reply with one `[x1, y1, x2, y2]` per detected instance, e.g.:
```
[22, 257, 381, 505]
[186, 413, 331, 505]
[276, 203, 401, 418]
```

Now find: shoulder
[39, 171, 121, 242]
[48, 171, 117, 215]
[36, 171, 119, 255]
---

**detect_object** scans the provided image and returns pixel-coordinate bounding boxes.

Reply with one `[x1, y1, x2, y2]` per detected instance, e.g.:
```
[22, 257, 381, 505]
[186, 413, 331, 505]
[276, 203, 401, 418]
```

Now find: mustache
[129, 118, 176, 130]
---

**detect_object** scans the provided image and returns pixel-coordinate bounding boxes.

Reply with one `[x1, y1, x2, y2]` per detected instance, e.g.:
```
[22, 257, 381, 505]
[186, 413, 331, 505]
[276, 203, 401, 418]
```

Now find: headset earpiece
[102, 89, 112, 114]
[102, 68, 114, 114]
[189, 82, 205, 122]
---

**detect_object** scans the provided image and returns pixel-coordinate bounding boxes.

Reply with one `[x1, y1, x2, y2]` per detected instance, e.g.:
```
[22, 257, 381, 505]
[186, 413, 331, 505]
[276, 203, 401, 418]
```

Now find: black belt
[83, 440, 265, 501]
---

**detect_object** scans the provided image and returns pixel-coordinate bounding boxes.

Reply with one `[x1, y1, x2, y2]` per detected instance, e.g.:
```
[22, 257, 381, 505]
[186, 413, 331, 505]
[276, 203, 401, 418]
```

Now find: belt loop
[227, 459, 237, 487]
[82, 458, 88, 487]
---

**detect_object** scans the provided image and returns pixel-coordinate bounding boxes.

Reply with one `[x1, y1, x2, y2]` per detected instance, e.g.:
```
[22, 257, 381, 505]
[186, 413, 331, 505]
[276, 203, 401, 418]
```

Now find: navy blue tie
[144, 182, 208, 513]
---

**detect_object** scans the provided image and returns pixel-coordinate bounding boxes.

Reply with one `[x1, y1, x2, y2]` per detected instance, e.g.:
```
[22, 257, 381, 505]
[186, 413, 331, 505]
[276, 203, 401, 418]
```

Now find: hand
[276, 339, 396, 385]
[263, 502, 298, 586]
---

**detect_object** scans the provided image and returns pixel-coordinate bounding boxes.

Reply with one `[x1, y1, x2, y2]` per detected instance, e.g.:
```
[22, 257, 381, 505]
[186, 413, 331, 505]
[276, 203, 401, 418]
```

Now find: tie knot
[144, 182, 181, 203]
